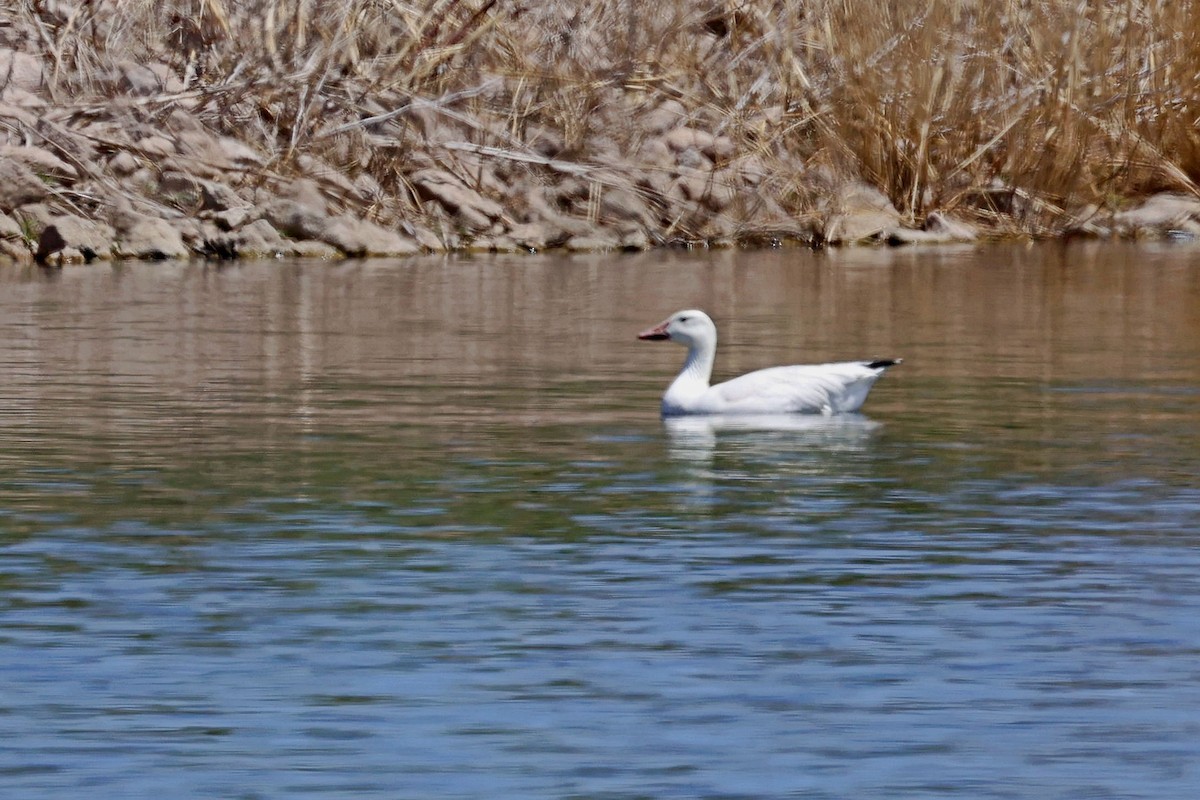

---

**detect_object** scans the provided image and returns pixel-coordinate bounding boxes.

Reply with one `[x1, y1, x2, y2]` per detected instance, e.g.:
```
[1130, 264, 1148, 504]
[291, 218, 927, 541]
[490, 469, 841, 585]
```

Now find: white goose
[638, 309, 900, 416]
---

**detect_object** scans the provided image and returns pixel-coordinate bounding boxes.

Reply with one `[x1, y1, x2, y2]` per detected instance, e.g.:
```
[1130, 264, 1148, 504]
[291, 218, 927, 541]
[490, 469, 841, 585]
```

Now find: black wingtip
[867, 358, 902, 370]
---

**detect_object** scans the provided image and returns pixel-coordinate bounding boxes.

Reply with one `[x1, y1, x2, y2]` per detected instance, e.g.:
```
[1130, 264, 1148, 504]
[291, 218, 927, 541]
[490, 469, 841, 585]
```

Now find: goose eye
[678, 316, 689, 322]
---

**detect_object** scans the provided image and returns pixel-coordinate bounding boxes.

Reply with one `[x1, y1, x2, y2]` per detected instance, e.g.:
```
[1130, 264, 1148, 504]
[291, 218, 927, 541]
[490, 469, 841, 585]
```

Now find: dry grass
[9, 0, 1200, 241]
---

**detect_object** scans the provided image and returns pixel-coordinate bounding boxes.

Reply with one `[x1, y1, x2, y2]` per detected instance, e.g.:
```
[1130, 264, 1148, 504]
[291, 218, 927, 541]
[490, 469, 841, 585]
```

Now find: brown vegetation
[2, 0, 1200, 262]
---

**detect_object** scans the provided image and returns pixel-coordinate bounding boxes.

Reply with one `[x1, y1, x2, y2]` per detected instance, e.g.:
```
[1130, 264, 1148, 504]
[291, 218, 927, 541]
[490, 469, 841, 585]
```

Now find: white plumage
[638, 309, 900, 416]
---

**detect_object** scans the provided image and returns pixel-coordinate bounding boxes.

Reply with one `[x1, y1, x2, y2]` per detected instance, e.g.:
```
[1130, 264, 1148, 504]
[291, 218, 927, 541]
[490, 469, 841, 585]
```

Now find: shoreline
[4, 3, 1200, 265]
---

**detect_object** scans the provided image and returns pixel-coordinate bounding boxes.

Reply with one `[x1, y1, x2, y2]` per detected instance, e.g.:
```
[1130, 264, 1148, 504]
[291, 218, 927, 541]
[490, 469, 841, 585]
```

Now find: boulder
[887, 211, 979, 245]
[279, 177, 329, 214]
[287, 240, 343, 259]
[0, 100, 39, 128]
[619, 227, 651, 251]
[136, 136, 176, 159]
[0, 211, 30, 262]
[821, 182, 902, 244]
[319, 215, 420, 257]
[643, 100, 688, 135]
[662, 127, 736, 163]
[35, 215, 114, 263]
[1111, 193, 1200, 236]
[159, 170, 244, 212]
[563, 224, 621, 251]
[635, 138, 675, 170]
[401, 222, 446, 251]
[111, 60, 166, 96]
[111, 210, 191, 260]
[0, 239, 30, 262]
[411, 169, 504, 230]
[505, 221, 551, 251]
[0, 211, 23, 240]
[107, 151, 141, 176]
[207, 218, 286, 259]
[208, 206, 257, 231]
[295, 155, 362, 202]
[0, 49, 44, 96]
[0, 156, 50, 210]
[265, 198, 328, 240]
[0, 145, 77, 183]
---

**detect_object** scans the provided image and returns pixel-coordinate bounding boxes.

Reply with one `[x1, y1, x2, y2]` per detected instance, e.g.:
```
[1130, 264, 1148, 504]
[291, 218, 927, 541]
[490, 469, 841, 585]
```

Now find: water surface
[1, 243, 1199, 798]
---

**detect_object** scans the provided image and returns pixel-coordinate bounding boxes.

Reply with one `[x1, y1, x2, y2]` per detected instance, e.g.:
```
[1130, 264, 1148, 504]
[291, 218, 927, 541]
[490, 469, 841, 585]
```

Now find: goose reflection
[664, 413, 882, 466]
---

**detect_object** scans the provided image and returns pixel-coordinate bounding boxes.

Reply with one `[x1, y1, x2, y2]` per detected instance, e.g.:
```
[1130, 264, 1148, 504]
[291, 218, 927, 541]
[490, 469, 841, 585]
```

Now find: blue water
[1, 245, 1199, 798]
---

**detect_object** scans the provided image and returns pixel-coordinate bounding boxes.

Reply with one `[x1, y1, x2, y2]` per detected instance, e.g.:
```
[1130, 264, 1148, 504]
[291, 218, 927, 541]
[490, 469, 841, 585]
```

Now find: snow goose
[638, 309, 900, 416]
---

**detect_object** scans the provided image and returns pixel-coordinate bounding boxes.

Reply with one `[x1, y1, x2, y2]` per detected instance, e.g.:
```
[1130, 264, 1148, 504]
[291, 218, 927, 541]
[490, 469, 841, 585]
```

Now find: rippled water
[2, 243, 1199, 798]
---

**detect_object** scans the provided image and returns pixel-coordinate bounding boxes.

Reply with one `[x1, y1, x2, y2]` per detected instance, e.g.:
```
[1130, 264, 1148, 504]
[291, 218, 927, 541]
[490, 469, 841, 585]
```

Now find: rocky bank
[3, 3, 1199, 266]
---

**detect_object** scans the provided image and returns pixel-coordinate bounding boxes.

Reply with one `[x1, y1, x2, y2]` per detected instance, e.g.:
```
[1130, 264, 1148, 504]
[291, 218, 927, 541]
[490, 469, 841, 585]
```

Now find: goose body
[638, 309, 900, 416]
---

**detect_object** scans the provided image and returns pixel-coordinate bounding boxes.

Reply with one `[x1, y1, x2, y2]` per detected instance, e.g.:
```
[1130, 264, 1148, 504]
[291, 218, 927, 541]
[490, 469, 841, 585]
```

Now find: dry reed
[9, 0, 1200, 241]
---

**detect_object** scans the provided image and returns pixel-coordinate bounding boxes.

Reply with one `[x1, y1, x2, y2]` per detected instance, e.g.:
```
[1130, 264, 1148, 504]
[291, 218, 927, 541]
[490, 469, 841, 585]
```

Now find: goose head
[637, 309, 717, 349]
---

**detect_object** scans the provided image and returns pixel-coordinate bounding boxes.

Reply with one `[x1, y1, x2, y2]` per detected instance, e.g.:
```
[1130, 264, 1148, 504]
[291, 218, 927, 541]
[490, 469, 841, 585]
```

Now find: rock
[564, 227, 621, 251]
[353, 172, 385, 203]
[597, 185, 657, 226]
[217, 136, 266, 169]
[672, 173, 736, 214]
[319, 215, 420, 257]
[0, 211, 31, 262]
[0, 145, 77, 183]
[265, 198, 328, 240]
[207, 218, 285, 259]
[887, 211, 978, 244]
[109, 60, 186, 96]
[160, 171, 244, 212]
[644, 100, 688, 135]
[505, 221, 550, 251]
[11, 203, 55, 230]
[172, 218, 208, 251]
[1062, 204, 1110, 238]
[136, 136, 176, 159]
[279, 177, 329, 214]
[401, 222, 445, 251]
[111, 210, 191, 260]
[0, 211, 23, 241]
[39, 123, 97, 164]
[121, 167, 157, 195]
[107, 151, 141, 176]
[0, 238, 31, 263]
[821, 182, 902, 244]
[112, 60, 165, 96]
[35, 214, 114, 263]
[734, 155, 768, 186]
[170, 123, 263, 174]
[157, 171, 204, 209]
[523, 186, 594, 238]
[295, 156, 361, 202]
[1111, 193, 1200, 236]
[287, 240, 343, 259]
[662, 127, 736, 163]
[198, 180, 245, 212]
[0, 49, 44, 96]
[635, 138, 675, 170]
[208, 206, 257, 231]
[619, 227, 651, 250]
[147, 61, 187, 94]
[411, 169, 504, 230]
[165, 107, 208, 134]
[525, 125, 565, 157]
[0, 101, 39, 131]
[925, 211, 978, 241]
[0, 156, 50, 210]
